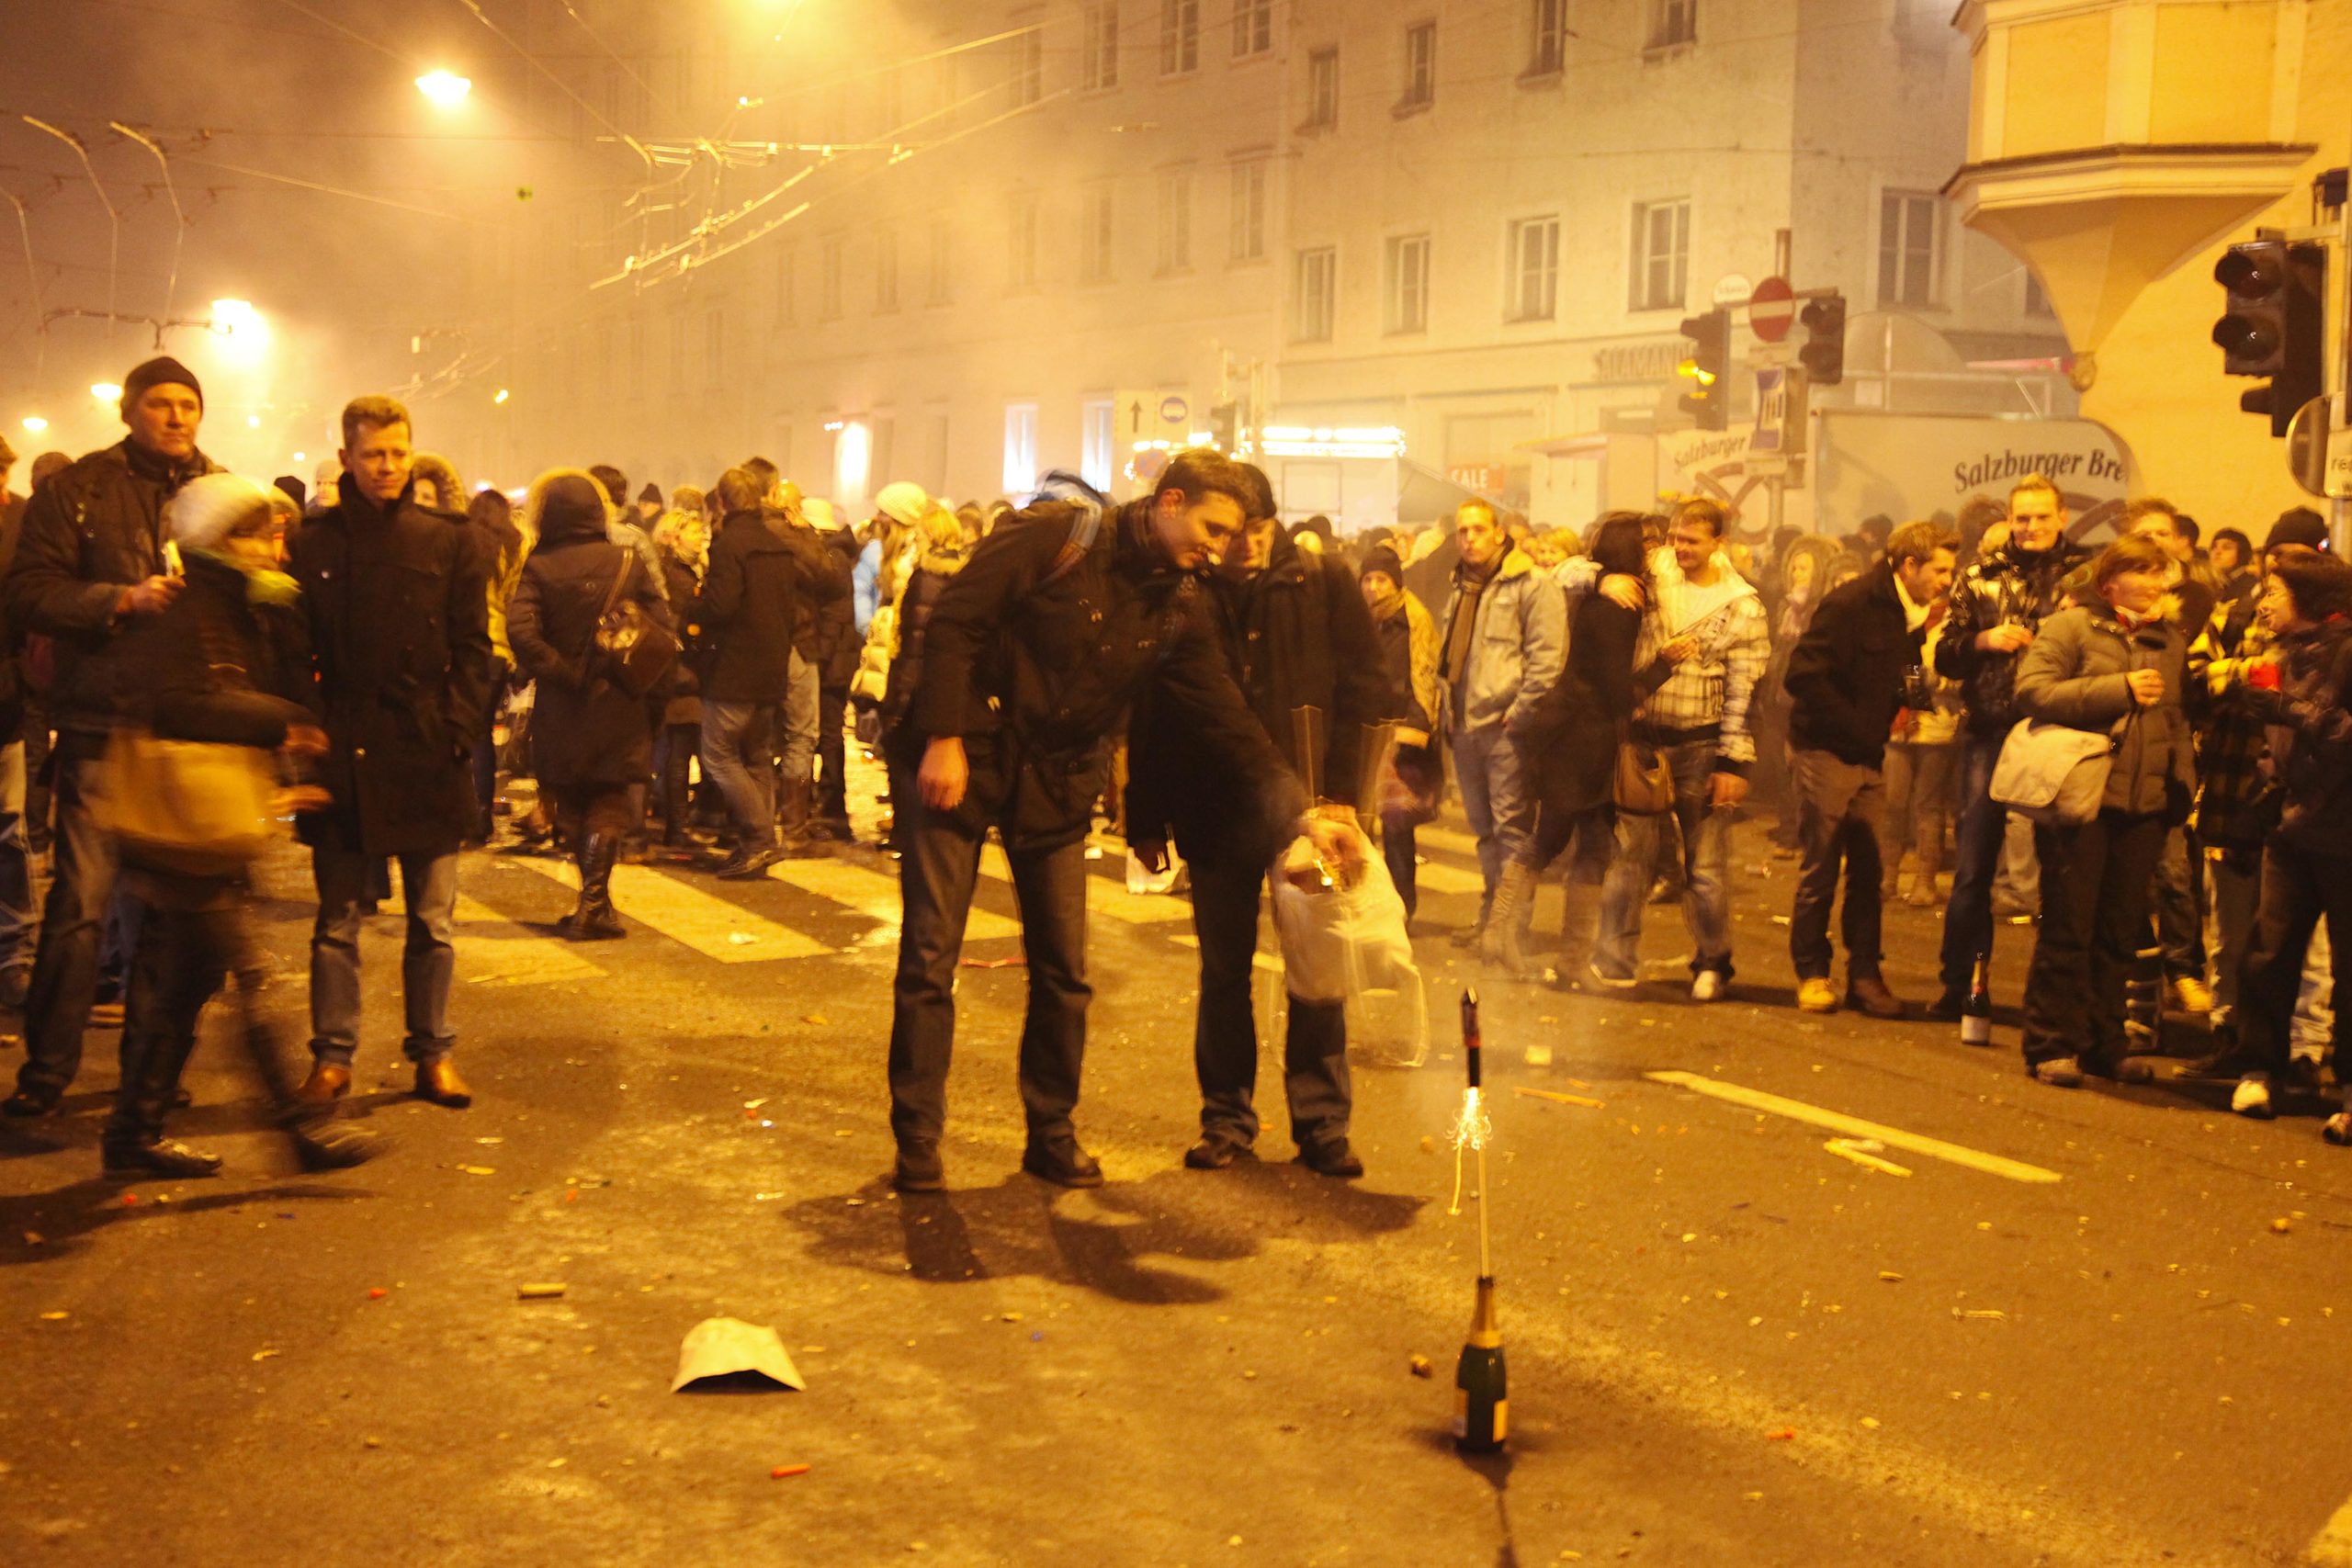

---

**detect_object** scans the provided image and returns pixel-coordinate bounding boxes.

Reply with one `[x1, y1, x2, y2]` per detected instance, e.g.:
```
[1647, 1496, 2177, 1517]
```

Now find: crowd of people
[1, 353, 2346, 1194]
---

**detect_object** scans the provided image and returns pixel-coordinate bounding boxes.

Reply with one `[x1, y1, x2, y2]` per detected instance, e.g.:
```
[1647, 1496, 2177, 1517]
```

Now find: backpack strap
[1037, 503, 1102, 591]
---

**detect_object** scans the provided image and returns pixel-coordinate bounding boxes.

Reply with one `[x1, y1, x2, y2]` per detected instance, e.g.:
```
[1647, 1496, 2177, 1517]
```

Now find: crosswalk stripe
[514, 859, 832, 963]
[1418, 825, 1478, 858]
[978, 843, 1194, 926]
[1413, 860, 1486, 896]
[451, 894, 609, 987]
[767, 857, 1021, 942]
[1167, 931, 1284, 974]
[1646, 1070, 2064, 1184]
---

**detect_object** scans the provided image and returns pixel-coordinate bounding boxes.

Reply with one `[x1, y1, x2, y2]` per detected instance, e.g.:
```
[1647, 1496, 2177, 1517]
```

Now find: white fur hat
[165, 473, 276, 551]
[874, 480, 929, 529]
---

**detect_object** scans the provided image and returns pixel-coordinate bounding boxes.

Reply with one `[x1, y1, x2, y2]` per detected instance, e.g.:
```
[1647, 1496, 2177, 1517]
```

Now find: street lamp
[20, 416, 47, 434]
[209, 298, 260, 336]
[90, 382, 122, 403]
[493, 388, 511, 405]
[415, 71, 472, 107]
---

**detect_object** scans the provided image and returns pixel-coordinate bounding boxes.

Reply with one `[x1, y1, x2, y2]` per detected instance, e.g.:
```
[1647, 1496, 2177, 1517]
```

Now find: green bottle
[1453, 1275, 1507, 1453]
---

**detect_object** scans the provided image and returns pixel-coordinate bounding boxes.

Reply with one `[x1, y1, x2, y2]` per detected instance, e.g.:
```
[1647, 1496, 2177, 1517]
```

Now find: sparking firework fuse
[1451, 987, 1506, 1453]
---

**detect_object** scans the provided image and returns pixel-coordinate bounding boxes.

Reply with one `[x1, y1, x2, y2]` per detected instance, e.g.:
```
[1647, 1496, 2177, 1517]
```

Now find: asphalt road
[5, 795, 2350, 1568]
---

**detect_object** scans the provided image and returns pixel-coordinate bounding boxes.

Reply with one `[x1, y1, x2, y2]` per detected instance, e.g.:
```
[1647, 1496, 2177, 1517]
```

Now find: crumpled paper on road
[672, 1316, 805, 1393]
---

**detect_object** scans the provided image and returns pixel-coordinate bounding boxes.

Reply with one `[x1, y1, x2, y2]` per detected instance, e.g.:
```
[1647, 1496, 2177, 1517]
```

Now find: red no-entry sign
[1748, 276, 1795, 344]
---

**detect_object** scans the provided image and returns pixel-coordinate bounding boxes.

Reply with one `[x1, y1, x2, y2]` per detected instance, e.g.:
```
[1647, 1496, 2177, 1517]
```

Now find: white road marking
[1413, 860, 1486, 896]
[1167, 931, 1284, 974]
[1646, 1070, 2063, 1184]
[2306, 1495, 2352, 1566]
[978, 843, 1193, 926]
[767, 857, 1020, 942]
[1418, 826, 1478, 858]
[517, 860, 831, 962]
[451, 894, 608, 987]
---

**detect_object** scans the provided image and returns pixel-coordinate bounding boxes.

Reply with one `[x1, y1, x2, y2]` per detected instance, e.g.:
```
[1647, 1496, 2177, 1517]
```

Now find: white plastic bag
[1269, 844, 1417, 1004]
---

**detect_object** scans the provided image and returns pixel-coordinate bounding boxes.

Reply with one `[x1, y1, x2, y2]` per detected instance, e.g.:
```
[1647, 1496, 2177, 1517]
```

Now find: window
[1630, 198, 1689, 311]
[1878, 189, 1940, 308]
[1081, 399, 1116, 493]
[1293, 246, 1337, 343]
[819, 235, 844, 321]
[1304, 48, 1339, 130]
[2024, 269, 2056, 319]
[876, 226, 900, 313]
[1003, 402, 1039, 494]
[1015, 28, 1044, 106]
[774, 243, 797, 326]
[1228, 157, 1267, 263]
[1160, 0, 1199, 74]
[1233, 0, 1272, 57]
[1529, 0, 1567, 73]
[1080, 185, 1116, 284]
[1648, 0, 1697, 51]
[1008, 192, 1040, 292]
[928, 219, 955, 306]
[1082, 2, 1120, 90]
[1158, 168, 1193, 274]
[1399, 22, 1436, 110]
[1385, 233, 1430, 334]
[1506, 215, 1560, 321]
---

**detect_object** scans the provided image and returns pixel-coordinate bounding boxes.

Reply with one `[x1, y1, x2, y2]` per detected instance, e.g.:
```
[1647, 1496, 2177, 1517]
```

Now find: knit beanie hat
[875, 480, 929, 529]
[121, 355, 203, 415]
[638, 482, 662, 507]
[2266, 507, 2330, 555]
[1359, 544, 1404, 589]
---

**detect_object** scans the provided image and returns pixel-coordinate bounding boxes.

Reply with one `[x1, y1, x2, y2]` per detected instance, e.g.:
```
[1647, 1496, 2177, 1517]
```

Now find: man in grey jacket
[1437, 500, 1565, 939]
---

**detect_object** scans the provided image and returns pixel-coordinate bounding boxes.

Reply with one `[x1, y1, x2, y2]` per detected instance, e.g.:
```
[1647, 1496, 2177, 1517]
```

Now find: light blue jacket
[1438, 547, 1566, 732]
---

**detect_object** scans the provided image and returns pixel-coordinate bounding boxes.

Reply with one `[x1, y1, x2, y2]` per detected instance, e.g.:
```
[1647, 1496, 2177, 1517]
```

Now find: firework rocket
[1452, 988, 1506, 1453]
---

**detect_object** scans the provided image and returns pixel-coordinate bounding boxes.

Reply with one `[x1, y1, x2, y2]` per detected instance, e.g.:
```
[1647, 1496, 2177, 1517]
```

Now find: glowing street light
[415, 70, 472, 107]
[91, 382, 123, 403]
[209, 298, 261, 336]
[21, 416, 48, 434]
[493, 388, 511, 405]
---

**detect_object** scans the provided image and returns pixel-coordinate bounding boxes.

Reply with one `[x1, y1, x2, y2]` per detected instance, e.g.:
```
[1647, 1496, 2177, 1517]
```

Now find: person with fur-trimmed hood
[510, 470, 673, 939]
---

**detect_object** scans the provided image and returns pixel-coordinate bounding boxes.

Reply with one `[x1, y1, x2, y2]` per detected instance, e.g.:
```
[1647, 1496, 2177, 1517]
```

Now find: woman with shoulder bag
[99, 475, 384, 1178]
[509, 470, 674, 940]
[1486, 513, 1670, 981]
[2011, 533, 2196, 1089]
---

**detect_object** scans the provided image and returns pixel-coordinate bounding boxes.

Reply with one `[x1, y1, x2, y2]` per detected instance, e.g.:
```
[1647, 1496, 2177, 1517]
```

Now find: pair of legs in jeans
[1594, 738, 1733, 985]
[700, 699, 780, 849]
[308, 847, 458, 1071]
[1450, 722, 1532, 925]
[1787, 748, 1887, 987]
[888, 794, 1089, 1164]
[1187, 853, 1351, 1159]
[12, 735, 129, 1106]
[2020, 810, 2165, 1075]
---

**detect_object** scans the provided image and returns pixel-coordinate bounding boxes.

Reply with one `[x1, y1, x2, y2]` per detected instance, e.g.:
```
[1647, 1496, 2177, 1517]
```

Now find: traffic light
[1676, 309, 1730, 432]
[1208, 400, 1238, 452]
[2213, 238, 2324, 437]
[1799, 293, 1846, 386]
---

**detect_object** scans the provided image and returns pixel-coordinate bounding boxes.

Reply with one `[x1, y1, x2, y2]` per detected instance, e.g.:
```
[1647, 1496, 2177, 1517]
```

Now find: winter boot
[567, 833, 627, 941]
[1547, 880, 1603, 988]
[1480, 861, 1538, 976]
[99, 1024, 219, 1179]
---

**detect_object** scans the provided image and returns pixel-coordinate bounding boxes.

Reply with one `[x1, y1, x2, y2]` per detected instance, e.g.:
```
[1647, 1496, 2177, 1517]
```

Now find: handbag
[595, 549, 681, 697]
[1611, 722, 1675, 815]
[86, 728, 280, 876]
[1989, 716, 2122, 826]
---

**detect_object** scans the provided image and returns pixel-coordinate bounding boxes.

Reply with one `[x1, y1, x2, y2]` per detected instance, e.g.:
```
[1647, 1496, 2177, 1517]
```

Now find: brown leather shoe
[413, 1058, 472, 1109]
[1846, 976, 1905, 1020]
[293, 1062, 351, 1108]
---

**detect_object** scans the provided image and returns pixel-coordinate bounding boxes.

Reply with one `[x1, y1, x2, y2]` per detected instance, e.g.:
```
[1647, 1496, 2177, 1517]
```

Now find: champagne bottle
[1453, 1275, 1508, 1453]
[1961, 953, 1993, 1047]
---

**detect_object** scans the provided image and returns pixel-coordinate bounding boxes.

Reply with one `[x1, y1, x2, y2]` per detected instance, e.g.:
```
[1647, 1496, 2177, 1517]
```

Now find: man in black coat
[694, 466, 843, 878]
[1781, 521, 1956, 1019]
[807, 500, 866, 841]
[286, 396, 493, 1111]
[1127, 469, 1394, 1178]
[4, 356, 218, 1117]
[889, 455, 1360, 1193]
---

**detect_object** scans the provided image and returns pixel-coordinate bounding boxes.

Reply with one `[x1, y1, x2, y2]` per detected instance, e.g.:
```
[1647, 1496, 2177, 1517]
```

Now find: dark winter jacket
[509, 481, 673, 789]
[878, 547, 967, 746]
[695, 510, 843, 705]
[2235, 615, 2352, 857]
[286, 479, 495, 856]
[808, 525, 865, 687]
[1125, 527, 1392, 865]
[913, 497, 1303, 854]
[6, 437, 221, 734]
[1935, 537, 2090, 737]
[1783, 561, 1923, 770]
[2013, 604, 2194, 819]
[1517, 594, 1663, 821]
[116, 550, 314, 899]
[660, 547, 703, 728]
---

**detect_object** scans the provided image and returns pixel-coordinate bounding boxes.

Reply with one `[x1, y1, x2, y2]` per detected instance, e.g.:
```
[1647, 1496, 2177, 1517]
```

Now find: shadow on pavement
[0, 1178, 375, 1267]
[787, 1162, 1424, 1306]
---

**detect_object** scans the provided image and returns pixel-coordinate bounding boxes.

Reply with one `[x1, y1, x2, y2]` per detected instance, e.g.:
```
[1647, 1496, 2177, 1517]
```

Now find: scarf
[190, 548, 300, 607]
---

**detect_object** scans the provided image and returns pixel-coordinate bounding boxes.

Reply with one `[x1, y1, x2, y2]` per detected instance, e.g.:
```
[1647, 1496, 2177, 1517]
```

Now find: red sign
[1747, 276, 1795, 343]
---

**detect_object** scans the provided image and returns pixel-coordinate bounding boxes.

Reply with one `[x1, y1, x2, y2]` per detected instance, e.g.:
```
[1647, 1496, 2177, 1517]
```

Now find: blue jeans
[14, 735, 130, 1100]
[309, 847, 458, 1066]
[0, 739, 37, 976]
[1939, 734, 2007, 997]
[782, 652, 820, 790]
[1450, 722, 1532, 917]
[1596, 739, 1735, 981]
[701, 699, 778, 845]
